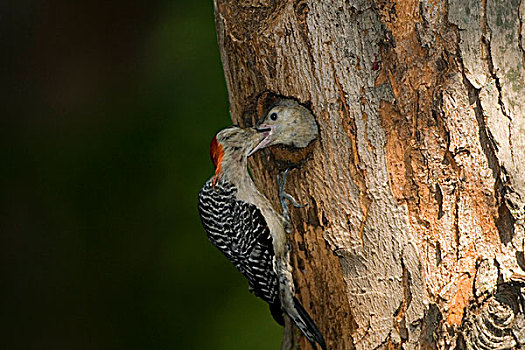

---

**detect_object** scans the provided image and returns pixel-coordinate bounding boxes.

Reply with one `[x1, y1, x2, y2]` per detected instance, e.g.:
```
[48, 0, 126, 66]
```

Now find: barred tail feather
[292, 297, 326, 350]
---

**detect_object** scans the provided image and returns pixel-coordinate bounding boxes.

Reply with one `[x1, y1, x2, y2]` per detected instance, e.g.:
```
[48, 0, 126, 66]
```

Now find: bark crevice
[463, 73, 515, 242]
[518, 0, 525, 66]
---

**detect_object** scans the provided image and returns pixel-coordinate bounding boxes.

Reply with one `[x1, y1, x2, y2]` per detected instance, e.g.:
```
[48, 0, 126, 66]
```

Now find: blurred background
[2, 0, 281, 348]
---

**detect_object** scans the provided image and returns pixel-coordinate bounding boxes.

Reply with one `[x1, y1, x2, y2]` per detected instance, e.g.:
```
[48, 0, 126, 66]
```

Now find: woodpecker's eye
[269, 113, 278, 121]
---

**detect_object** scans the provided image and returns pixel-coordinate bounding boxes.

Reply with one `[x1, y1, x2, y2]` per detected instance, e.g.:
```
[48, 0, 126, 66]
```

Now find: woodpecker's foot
[281, 192, 306, 209]
[277, 168, 307, 222]
[277, 168, 307, 207]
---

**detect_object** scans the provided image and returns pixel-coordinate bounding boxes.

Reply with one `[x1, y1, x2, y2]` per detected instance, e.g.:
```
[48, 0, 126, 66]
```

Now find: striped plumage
[198, 178, 281, 318]
[197, 126, 325, 349]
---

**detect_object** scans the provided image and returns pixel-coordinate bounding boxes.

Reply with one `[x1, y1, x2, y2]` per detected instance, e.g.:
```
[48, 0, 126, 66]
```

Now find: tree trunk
[213, 0, 525, 349]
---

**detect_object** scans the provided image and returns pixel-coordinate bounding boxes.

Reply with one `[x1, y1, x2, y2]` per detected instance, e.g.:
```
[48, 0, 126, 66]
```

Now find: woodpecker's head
[251, 99, 318, 154]
[210, 126, 266, 185]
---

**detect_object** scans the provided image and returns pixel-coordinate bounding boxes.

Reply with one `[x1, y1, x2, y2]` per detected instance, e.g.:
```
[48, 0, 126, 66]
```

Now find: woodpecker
[198, 126, 326, 350]
[252, 98, 319, 223]
[250, 98, 318, 155]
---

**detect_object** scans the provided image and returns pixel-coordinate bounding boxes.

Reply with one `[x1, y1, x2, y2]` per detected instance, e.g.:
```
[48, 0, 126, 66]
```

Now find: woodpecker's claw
[277, 168, 307, 223]
[281, 192, 306, 208]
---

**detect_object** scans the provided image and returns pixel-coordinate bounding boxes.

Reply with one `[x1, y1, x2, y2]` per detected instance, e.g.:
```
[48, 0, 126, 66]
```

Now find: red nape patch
[210, 135, 224, 186]
[210, 135, 224, 175]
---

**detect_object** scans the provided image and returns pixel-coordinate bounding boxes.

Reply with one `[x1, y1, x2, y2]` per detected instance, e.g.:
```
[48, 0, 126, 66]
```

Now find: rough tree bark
[213, 0, 525, 349]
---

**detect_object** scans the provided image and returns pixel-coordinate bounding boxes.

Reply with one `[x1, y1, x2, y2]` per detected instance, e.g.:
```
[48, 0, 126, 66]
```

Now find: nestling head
[251, 99, 318, 155]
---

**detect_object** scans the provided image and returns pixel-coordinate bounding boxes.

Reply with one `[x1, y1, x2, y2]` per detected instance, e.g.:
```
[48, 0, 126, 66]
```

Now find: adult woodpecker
[198, 126, 326, 349]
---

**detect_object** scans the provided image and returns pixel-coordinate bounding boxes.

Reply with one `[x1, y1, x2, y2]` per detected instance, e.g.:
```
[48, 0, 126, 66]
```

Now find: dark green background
[3, 1, 281, 348]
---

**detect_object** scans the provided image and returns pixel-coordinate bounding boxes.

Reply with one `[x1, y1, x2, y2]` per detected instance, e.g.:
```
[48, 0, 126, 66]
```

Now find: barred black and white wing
[198, 178, 326, 348]
[197, 179, 280, 308]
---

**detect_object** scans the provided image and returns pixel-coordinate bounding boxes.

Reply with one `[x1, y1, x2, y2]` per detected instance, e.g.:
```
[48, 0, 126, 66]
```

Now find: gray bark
[214, 0, 525, 349]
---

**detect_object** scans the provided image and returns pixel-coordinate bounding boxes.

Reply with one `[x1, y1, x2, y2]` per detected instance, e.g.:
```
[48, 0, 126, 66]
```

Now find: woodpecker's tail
[291, 297, 326, 350]
[269, 301, 285, 326]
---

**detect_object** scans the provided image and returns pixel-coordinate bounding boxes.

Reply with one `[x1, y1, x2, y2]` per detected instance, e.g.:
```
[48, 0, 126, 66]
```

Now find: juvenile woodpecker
[251, 98, 318, 155]
[198, 126, 326, 350]
[252, 99, 319, 223]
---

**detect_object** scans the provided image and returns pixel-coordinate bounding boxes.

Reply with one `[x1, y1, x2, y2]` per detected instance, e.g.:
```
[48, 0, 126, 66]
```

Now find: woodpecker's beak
[248, 125, 274, 157]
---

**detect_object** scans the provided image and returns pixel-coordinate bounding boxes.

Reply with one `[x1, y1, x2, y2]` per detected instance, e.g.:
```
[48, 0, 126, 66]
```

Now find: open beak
[247, 125, 274, 157]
